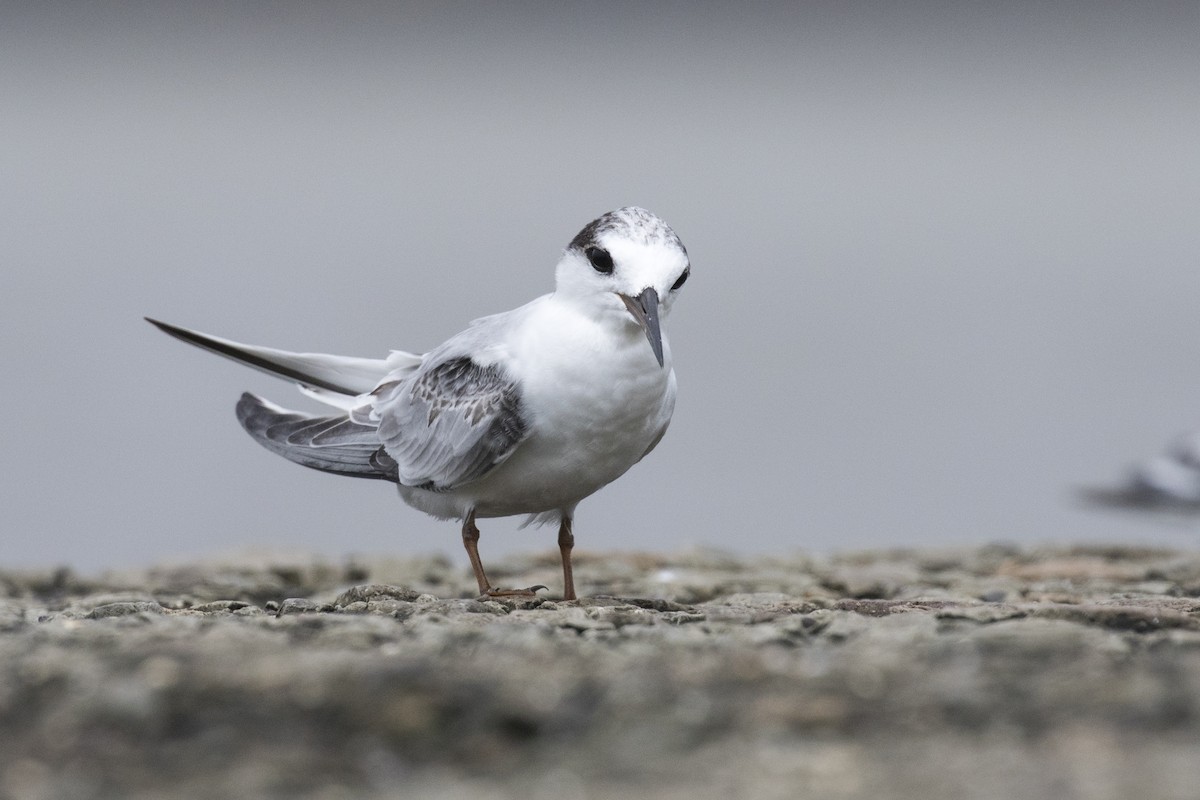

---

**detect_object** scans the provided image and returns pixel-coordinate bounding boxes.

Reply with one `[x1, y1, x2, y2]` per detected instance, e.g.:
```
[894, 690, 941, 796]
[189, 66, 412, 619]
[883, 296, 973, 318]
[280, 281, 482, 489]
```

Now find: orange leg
[460, 509, 546, 599]
[558, 515, 577, 601]
[461, 509, 491, 596]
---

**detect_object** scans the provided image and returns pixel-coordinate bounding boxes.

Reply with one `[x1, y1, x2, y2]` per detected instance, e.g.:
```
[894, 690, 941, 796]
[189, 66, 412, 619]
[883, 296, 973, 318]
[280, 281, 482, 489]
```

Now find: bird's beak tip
[618, 288, 665, 368]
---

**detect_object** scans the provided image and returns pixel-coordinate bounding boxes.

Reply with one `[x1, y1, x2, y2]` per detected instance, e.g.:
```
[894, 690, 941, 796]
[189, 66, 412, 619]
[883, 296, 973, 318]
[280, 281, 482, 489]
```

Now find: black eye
[670, 268, 690, 291]
[585, 246, 614, 274]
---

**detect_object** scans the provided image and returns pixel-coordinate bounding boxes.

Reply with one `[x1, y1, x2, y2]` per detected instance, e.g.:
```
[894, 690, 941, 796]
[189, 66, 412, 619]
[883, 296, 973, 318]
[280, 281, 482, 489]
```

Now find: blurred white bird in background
[1080, 431, 1200, 517]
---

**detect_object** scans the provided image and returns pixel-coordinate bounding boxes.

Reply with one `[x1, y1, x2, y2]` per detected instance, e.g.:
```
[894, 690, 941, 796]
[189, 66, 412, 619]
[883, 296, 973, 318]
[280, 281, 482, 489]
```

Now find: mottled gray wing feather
[373, 355, 528, 490]
[236, 393, 396, 481]
[227, 302, 539, 487]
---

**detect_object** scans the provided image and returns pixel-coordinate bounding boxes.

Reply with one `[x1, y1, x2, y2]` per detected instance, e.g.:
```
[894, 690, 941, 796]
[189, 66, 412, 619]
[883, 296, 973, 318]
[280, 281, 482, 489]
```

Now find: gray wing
[236, 393, 398, 481]
[372, 355, 529, 490]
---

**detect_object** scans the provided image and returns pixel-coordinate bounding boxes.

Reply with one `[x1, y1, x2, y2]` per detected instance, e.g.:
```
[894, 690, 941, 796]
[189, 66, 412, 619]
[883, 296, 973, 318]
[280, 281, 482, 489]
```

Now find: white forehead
[601, 232, 689, 281]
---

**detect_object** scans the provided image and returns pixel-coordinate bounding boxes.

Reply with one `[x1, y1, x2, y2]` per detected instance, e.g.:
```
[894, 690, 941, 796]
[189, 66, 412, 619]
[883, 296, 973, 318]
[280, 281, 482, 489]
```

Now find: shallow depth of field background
[3, 2, 1199, 571]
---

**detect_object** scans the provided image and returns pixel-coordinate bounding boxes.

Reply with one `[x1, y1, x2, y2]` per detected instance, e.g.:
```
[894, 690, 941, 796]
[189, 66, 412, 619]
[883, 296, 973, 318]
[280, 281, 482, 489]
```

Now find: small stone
[86, 602, 166, 619]
[333, 584, 422, 607]
[190, 600, 253, 613]
[937, 604, 1026, 623]
[364, 600, 409, 615]
[276, 598, 323, 617]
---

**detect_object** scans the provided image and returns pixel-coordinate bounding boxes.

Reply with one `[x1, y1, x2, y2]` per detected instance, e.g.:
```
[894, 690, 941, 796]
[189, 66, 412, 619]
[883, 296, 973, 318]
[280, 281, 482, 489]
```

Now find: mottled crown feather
[568, 207, 687, 255]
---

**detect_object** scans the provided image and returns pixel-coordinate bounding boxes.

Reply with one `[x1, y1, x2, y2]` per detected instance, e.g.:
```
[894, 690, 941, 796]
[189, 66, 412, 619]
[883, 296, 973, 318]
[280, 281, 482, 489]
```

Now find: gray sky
[4, 2, 1200, 571]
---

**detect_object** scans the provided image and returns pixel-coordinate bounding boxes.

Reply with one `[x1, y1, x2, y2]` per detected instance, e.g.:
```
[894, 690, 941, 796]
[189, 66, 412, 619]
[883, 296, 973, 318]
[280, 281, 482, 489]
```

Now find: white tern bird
[1080, 431, 1200, 516]
[147, 206, 690, 600]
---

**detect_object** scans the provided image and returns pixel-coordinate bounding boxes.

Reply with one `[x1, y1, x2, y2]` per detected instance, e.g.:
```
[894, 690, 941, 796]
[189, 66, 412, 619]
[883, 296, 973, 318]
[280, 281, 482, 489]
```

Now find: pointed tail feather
[145, 317, 399, 396]
[235, 392, 398, 482]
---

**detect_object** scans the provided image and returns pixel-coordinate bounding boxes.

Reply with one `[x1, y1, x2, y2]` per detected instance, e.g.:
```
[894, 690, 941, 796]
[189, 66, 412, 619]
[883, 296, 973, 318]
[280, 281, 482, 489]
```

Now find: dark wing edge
[235, 393, 397, 482]
[374, 356, 529, 491]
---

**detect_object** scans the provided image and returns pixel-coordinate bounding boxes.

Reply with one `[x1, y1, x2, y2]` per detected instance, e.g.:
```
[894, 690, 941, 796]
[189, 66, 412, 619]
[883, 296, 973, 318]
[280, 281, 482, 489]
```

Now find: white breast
[460, 295, 675, 519]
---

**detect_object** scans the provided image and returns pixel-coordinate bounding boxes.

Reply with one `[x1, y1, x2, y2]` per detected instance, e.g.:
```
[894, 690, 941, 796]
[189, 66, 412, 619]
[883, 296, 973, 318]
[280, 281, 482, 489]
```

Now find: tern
[147, 206, 690, 600]
[1079, 431, 1200, 516]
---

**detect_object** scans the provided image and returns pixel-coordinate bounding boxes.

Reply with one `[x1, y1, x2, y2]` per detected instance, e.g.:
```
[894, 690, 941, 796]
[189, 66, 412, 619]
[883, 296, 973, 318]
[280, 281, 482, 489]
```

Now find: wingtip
[236, 391, 288, 422]
[144, 316, 184, 338]
[235, 391, 268, 430]
[236, 390, 264, 412]
[143, 318, 369, 396]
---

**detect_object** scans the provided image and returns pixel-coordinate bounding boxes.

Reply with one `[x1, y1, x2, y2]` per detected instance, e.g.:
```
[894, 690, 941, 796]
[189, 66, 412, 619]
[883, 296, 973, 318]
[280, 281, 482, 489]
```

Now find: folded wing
[373, 356, 529, 490]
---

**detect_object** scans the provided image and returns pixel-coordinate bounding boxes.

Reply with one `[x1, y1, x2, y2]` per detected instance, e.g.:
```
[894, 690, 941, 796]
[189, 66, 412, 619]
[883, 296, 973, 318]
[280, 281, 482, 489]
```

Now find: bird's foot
[480, 584, 548, 600]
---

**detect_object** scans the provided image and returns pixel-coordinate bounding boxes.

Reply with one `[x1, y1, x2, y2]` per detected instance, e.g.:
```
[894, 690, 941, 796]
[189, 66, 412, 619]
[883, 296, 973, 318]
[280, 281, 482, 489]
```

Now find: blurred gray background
[3, 2, 1199, 571]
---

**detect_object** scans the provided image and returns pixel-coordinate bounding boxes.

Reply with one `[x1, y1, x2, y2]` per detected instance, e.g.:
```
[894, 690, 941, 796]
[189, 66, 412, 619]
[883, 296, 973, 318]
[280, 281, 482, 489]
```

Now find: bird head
[554, 207, 690, 368]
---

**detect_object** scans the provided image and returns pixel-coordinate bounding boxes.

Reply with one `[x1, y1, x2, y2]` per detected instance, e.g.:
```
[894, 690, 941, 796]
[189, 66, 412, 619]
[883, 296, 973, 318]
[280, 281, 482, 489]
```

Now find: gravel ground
[3, 543, 1200, 800]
